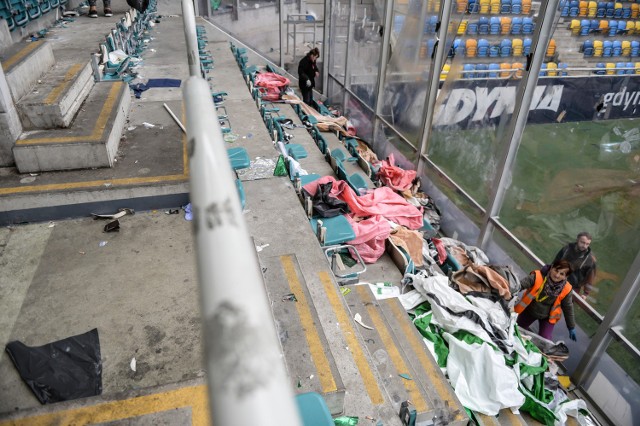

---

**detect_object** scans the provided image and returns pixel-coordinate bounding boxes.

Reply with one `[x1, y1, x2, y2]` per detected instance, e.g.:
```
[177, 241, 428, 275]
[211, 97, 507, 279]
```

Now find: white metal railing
[181, 1, 302, 424]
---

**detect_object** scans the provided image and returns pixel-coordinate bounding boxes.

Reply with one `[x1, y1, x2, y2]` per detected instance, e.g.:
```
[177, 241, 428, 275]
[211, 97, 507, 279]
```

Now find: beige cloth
[389, 227, 424, 267]
[451, 264, 512, 299]
[282, 94, 354, 137]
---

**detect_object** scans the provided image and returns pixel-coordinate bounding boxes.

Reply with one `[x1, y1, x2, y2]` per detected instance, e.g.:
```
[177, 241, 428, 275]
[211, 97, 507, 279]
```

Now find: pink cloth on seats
[377, 153, 417, 191]
[345, 215, 391, 263]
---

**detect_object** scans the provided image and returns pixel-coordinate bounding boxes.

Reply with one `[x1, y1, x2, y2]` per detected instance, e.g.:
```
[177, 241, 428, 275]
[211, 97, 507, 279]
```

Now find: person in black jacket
[553, 232, 596, 300]
[298, 48, 320, 109]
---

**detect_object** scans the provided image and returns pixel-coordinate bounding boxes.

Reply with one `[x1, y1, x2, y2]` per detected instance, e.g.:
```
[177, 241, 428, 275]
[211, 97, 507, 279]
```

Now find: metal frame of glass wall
[322, 0, 640, 423]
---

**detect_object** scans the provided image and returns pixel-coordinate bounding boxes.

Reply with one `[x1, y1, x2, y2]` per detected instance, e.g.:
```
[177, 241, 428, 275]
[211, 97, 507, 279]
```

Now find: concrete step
[0, 40, 55, 102]
[16, 61, 95, 129]
[13, 80, 131, 173]
[261, 254, 347, 415]
[347, 284, 469, 425]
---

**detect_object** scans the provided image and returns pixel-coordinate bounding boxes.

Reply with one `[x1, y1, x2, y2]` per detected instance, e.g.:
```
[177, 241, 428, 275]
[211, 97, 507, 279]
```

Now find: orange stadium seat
[522, 0, 531, 13]
[499, 62, 511, 77]
[546, 39, 556, 57]
[466, 38, 478, 56]
[501, 17, 512, 34]
[456, 0, 468, 13]
[511, 62, 524, 78]
[579, 1, 588, 16]
[632, 3, 639, 19]
[599, 19, 609, 32]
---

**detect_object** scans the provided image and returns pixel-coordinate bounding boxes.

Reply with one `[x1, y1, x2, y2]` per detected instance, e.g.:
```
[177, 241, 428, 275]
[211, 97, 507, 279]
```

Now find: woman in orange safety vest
[514, 259, 577, 341]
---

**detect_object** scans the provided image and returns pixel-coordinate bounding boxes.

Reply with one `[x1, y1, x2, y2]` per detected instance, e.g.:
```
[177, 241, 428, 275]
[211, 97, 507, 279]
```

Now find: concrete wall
[0, 63, 20, 166]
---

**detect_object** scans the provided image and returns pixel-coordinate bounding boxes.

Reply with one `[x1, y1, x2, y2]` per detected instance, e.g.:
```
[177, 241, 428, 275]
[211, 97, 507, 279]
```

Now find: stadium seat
[570, 0, 580, 17]
[613, 40, 622, 56]
[539, 63, 547, 76]
[631, 40, 640, 57]
[490, 17, 501, 34]
[608, 20, 618, 36]
[456, 0, 469, 13]
[500, 62, 511, 77]
[632, 3, 639, 19]
[488, 62, 500, 77]
[605, 1, 614, 18]
[512, 38, 523, 55]
[466, 38, 478, 56]
[524, 37, 532, 55]
[490, 0, 500, 13]
[571, 19, 582, 35]
[522, 0, 531, 13]
[512, 61, 524, 78]
[589, 19, 600, 33]
[511, 16, 523, 33]
[458, 19, 468, 35]
[593, 39, 603, 56]
[463, 63, 476, 78]
[599, 19, 609, 33]
[579, 1, 588, 16]
[428, 15, 438, 33]
[559, 62, 569, 76]
[480, 0, 490, 13]
[523, 17, 534, 34]
[580, 19, 591, 35]
[605, 62, 615, 74]
[440, 63, 450, 80]
[478, 38, 490, 56]
[468, 20, 479, 34]
[614, 2, 622, 18]
[636, 21, 640, 35]
[615, 62, 625, 74]
[546, 39, 556, 57]
[468, 0, 480, 12]
[478, 17, 490, 34]
[512, 0, 522, 14]
[626, 62, 634, 74]
[583, 39, 594, 56]
[603, 40, 613, 56]
[596, 2, 606, 18]
[561, 0, 570, 16]
[588, 1, 597, 17]
[501, 17, 512, 34]
[476, 63, 489, 78]
[500, 38, 512, 56]
[624, 21, 635, 35]
[623, 5, 632, 19]
[635, 62, 640, 74]
[547, 62, 558, 76]
[489, 43, 501, 57]
[501, 0, 512, 13]
[595, 62, 606, 74]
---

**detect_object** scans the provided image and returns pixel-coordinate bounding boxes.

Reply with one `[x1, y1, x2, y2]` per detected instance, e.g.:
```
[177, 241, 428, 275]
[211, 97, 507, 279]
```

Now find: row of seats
[456, 0, 532, 14]
[570, 18, 640, 35]
[593, 61, 640, 72]
[455, 61, 570, 78]
[560, 0, 638, 19]
[449, 37, 555, 58]
[0, 0, 68, 31]
[582, 38, 640, 56]
[456, 16, 535, 35]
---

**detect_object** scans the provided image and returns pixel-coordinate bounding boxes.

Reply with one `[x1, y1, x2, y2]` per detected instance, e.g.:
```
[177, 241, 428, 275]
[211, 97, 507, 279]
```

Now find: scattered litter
[30, 173, 39, 176]
[135, 160, 139, 163]
[103, 183, 112, 187]
[309, 374, 314, 380]
[365, 416, 376, 421]
[256, 243, 270, 252]
[398, 373, 412, 381]
[79, 251, 86, 255]
[92, 208, 134, 220]
[20, 176, 37, 184]
[340, 287, 351, 296]
[184, 203, 193, 221]
[297, 379, 302, 388]
[63, 10, 79, 16]
[142, 122, 156, 129]
[150, 48, 156, 52]
[165, 209, 180, 215]
[334, 416, 359, 425]
[367, 282, 400, 300]
[354, 313, 373, 330]
[99, 241, 108, 247]
[282, 293, 297, 302]
[48, 221, 55, 228]
[236, 157, 277, 180]
[128, 126, 137, 131]
[103, 220, 120, 233]
[130, 357, 137, 372]
[224, 133, 239, 142]
[246, 133, 253, 138]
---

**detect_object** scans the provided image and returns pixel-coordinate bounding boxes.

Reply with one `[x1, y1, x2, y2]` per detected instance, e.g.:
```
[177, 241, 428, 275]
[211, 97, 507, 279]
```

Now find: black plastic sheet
[5, 328, 102, 404]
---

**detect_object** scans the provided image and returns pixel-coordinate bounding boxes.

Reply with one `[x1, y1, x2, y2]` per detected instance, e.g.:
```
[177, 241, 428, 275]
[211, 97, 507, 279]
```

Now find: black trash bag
[5, 328, 102, 404]
[126, 0, 149, 13]
[308, 182, 350, 218]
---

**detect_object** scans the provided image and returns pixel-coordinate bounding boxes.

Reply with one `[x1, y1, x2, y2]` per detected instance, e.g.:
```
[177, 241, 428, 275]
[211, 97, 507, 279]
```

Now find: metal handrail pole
[183, 78, 302, 426]
[182, 0, 201, 77]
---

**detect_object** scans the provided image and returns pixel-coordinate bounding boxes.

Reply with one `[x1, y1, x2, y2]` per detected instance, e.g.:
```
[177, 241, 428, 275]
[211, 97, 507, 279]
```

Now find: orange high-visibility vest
[514, 270, 572, 324]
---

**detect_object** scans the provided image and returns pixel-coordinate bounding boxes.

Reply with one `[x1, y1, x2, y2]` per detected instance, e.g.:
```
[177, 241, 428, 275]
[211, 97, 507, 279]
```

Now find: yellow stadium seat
[635, 62, 640, 74]
[622, 40, 631, 55]
[480, 0, 490, 13]
[512, 38, 523, 56]
[570, 19, 581, 35]
[588, 1, 597, 17]
[547, 62, 558, 76]
[490, 0, 500, 14]
[606, 62, 615, 75]
[458, 20, 468, 35]
[626, 21, 635, 35]
[632, 4, 639, 19]
[440, 63, 450, 81]
[593, 40, 603, 57]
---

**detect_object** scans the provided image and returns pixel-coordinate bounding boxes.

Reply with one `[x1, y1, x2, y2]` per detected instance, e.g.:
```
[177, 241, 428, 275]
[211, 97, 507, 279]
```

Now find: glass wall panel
[345, 0, 385, 110]
[328, 0, 349, 84]
[345, 94, 375, 142]
[326, 77, 345, 112]
[379, 0, 440, 146]
[374, 120, 419, 166]
[622, 296, 640, 371]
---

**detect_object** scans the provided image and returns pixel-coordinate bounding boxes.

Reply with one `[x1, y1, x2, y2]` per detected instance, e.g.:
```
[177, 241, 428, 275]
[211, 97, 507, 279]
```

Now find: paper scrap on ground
[354, 313, 373, 330]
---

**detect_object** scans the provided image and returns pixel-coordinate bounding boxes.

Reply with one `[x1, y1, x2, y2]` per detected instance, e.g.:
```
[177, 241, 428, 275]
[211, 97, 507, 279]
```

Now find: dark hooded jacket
[553, 242, 596, 295]
[298, 54, 318, 89]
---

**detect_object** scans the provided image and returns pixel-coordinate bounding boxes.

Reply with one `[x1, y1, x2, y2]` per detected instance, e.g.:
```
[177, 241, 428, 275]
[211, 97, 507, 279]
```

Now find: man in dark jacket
[298, 48, 320, 109]
[553, 232, 597, 300]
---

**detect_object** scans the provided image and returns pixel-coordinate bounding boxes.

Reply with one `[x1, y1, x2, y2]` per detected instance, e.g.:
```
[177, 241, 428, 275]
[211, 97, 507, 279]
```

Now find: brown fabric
[356, 140, 379, 164]
[282, 94, 355, 137]
[451, 264, 512, 299]
[389, 227, 424, 267]
[449, 245, 471, 268]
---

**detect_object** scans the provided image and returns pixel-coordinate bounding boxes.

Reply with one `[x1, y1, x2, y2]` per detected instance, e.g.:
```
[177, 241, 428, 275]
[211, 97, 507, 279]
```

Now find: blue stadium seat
[614, 3, 623, 18]
[603, 40, 613, 56]
[580, 19, 591, 35]
[570, 0, 580, 16]
[427, 15, 438, 33]
[463, 63, 476, 78]
[559, 62, 569, 76]
[511, 17, 522, 34]
[488, 63, 500, 77]
[616, 62, 626, 74]
[512, 0, 522, 13]
[522, 17, 534, 34]
[605, 1, 614, 18]
[490, 17, 501, 35]
[583, 39, 594, 56]
[489, 43, 501, 57]
[539, 63, 547, 76]
[501, 0, 512, 13]
[626, 62, 634, 74]
[468, 20, 479, 34]
[595, 62, 606, 74]
[589, 19, 599, 33]
[631, 41, 640, 57]
[560, 0, 570, 16]
[478, 38, 490, 56]
[500, 39, 512, 57]
[476, 63, 489, 78]
[608, 19, 618, 36]
[596, 1, 605, 17]
[623, 6, 632, 19]
[613, 40, 622, 56]
[478, 17, 490, 34]
[468, 0, 480, 13]
[523, 37, 532, 55]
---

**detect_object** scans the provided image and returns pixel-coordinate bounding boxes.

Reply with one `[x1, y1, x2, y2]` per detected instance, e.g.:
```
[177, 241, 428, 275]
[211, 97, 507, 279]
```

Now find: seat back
[458, 19, 469, 35]
[595, 62, 606, 74]
[583, 39, 594, 56]
[631, 41, 640, 57]
[635, 62, 640, 74]
[490, 0, 500, 13]
[478, 17, 490, 34]
[523, 37, 532, 55]
[511, 17, 523, 34]
[580, 19, 590, 35]
[490, 17, 501, 34]
[615, 62, 625, 74]
[488, 63, 500, 77]
[570, 0, 580, 16]
[476, 63, 489, 78]
[625, 62, 634, 74]
[612, 40, 622, 56]
[512, 37, 523, 56]
[608, 19, 618, 36]
[501, 0, 512, 13]
[614, 2, 622, 18]
[571, 19, 582, 34]
[597, 1, 606, 17]
[579, 0, 588, 16]
[523, 17, 534, 34]
[622, 5, 631, 19]
[605, 1, 614, 18]
[467, 20, 479, 34]
[605, 62, 615, 74]
[480, 0, 490, 13]
[463, 63, 476, 78]
[456, 0, 469, 13]
[546, 38, 556, 57]
[559, 62, 569, 76]
[499, 62, 511, 77]
[512, 62, 524, 78]
[500, 38, 512, 57]
[478, 38, 490, 57]
[588, 1, 597, 17]
[546, 61, 558, 76]
[440, 63, 450, 80]
[539, 63, 547, 76]
[593, 39, 603, 56]
[501, 17, 512, 35]
[466, 38, 478, 57]
[512, 0, 522, 13]
[603, 40, 613, 56]
[560, 0, 570, 16]
[522, 0, 531, 13]
[632, 3, 639, 19]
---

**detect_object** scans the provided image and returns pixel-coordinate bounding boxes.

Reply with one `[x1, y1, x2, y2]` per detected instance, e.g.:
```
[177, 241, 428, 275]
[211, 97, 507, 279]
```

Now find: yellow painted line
[476, 413, 500, 426]
[319, 271, 384, 405]
[281, 255, 337, 393]
[182, 105, 189, 176]
[44, 63, 85, 105]
[3, 41, 42, 70]
[356, 285, 428, 413]
[16, 82, 123, 145]
[0, 384, 210, 426]
[387, 299, 467, 421]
